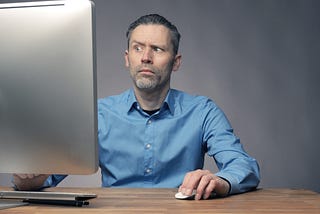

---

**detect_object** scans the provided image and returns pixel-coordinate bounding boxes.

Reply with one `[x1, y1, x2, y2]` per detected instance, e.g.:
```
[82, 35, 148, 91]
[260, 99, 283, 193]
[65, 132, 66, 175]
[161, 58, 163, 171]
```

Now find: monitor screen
[0, 0, 98, 175]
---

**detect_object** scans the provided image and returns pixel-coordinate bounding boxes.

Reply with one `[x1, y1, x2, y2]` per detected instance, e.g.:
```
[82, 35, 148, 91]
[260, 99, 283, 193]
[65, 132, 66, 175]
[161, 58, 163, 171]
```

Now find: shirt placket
[143, 117, 154, 184]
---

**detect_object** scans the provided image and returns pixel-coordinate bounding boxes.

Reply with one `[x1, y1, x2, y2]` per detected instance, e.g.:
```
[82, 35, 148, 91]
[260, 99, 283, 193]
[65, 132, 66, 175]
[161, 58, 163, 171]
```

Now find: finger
[203, 179, 218, 199]
[179, 171, 193, 194]
[26, 174, 36, 179]
[195, 173, 215, 200]
[181, 170, 209, 196]
[15, 174, 40, 179]
[205, 177, 230, 198]
[14, 174, 28, 179]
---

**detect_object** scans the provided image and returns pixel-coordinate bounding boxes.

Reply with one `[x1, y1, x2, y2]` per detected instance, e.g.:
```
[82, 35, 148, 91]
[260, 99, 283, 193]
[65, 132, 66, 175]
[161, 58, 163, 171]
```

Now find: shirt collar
[126, 88, 175, 115]
[163, 89, 175, 115]
[126, 89, 138, 113]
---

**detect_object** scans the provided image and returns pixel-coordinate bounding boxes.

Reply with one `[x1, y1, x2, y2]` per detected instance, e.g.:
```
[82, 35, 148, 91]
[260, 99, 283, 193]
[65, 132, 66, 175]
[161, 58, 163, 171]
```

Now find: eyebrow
[130, 40, 167, 50]
[130, 40, 145, 47]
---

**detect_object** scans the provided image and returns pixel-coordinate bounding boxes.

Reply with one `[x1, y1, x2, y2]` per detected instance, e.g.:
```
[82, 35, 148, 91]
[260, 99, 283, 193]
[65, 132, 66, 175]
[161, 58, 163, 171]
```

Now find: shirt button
[146, 168, 152, 174]
[146, 144, 151, 149]
[147, 120, 152, 124]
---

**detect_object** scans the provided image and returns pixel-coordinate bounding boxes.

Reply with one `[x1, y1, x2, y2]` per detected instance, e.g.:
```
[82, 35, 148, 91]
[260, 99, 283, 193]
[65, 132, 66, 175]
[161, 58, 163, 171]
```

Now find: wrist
[216, 176, 231, 197]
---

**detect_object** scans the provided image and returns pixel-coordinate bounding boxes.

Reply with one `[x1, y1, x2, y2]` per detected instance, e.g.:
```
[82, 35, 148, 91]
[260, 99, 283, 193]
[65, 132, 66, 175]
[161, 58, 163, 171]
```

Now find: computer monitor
[0, 0, 98, 175]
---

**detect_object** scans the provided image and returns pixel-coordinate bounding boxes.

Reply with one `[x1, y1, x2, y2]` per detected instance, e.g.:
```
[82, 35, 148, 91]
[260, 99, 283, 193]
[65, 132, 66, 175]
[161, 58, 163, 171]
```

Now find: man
[13, 14, 260, 200]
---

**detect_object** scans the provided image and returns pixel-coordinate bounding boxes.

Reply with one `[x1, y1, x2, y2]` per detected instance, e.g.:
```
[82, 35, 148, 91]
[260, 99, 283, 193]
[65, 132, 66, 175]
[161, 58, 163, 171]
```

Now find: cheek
[127, 55, 141, 68]
[161, 58, 175, 71]
[155, 57, 170, 68]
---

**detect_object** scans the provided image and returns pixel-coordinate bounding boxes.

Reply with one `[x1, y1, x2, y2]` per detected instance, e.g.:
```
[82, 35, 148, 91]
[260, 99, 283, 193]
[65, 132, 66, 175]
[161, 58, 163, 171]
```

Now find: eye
[133, 45, 143, 52]
[153, 47, 163, 52]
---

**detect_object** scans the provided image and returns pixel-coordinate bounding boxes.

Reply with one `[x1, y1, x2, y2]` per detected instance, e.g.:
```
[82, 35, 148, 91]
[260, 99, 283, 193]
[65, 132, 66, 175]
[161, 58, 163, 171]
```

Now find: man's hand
[12, 174, 50, 191]
[179, 169, 230, 200]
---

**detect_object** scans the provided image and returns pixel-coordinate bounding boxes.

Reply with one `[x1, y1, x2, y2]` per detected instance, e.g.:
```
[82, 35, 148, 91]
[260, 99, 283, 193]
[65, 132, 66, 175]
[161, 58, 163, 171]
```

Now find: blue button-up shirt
[46, 89, 260, 194]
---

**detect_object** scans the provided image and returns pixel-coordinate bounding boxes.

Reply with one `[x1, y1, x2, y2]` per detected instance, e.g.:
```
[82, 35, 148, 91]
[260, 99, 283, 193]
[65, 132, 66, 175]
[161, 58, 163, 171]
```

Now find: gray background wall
[0, 0, 319, 193]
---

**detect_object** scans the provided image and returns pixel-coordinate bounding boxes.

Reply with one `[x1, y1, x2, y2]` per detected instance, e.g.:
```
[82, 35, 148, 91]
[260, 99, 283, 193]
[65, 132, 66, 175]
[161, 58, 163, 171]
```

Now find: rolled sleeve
[215, 156, 260, 194]
[43, 175, 68, 188]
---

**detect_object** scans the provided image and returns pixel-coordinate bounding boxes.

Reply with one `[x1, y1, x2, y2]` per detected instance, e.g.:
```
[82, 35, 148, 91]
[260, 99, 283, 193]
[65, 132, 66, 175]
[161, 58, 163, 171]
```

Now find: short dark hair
[126, 14, 181, 55]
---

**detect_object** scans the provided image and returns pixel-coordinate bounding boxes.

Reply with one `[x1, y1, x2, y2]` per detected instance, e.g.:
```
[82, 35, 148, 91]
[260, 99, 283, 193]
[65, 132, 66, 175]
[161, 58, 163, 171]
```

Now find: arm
[12, 174, 50, 191]
[205, 101, 260, 193]
[179, 100, 260, 199]
[12, 174, 67, 191]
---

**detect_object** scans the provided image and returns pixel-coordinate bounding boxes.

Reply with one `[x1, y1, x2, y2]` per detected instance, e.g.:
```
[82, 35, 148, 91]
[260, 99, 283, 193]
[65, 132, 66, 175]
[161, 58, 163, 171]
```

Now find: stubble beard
[131, 65, 161, 91]
[130, 60, 174, 92]
[135, 75, 157, 90]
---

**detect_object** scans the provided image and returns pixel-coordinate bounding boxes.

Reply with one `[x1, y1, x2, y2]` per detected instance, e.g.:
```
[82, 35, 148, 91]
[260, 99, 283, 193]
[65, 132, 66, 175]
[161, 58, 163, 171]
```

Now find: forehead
[130, 24, 171, 46]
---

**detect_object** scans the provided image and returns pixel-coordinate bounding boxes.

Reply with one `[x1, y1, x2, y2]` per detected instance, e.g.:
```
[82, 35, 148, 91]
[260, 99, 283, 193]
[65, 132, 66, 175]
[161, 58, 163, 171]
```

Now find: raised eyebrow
[130, 40, 145, 47]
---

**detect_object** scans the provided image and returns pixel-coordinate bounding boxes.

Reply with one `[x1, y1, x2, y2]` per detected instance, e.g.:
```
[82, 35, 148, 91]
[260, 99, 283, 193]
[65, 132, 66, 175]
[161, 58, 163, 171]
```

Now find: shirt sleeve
[201, 99, 260, 195]
[43, 175, 68, 188]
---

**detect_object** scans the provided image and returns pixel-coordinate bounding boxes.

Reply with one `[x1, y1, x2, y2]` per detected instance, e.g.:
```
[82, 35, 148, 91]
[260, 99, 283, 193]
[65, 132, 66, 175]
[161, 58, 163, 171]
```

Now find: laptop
[0, 190, 97, 207]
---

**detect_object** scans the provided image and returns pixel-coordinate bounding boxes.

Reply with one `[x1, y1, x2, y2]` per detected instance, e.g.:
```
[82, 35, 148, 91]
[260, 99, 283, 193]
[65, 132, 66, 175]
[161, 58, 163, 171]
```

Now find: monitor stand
[0, 200, 28, 210]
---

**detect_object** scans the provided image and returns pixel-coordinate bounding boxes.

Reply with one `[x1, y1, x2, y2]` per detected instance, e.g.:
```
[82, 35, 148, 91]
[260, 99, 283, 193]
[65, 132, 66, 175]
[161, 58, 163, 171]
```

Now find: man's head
[125, 14, 182, 93]
[126, 14, 181, 55]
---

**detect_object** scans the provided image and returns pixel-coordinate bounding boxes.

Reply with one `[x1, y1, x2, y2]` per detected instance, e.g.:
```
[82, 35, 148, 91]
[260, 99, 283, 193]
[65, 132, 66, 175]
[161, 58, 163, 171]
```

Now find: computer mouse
[174, 191, 196, 200]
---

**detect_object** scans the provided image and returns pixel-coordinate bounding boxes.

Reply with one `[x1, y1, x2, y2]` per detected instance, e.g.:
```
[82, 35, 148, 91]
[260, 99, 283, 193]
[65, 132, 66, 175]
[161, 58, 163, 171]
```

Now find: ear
[124, 50, 129, 68]
[172, 54, 182, 72]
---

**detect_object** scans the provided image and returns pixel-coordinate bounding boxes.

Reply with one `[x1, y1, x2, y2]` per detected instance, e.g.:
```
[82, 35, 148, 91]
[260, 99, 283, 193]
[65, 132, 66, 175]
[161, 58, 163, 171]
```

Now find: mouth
[139, 69, 154, 75]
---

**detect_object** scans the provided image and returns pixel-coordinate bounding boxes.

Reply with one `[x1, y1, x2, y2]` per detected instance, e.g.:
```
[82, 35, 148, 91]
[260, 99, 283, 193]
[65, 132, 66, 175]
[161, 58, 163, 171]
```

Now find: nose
[141, 48, 153, 64]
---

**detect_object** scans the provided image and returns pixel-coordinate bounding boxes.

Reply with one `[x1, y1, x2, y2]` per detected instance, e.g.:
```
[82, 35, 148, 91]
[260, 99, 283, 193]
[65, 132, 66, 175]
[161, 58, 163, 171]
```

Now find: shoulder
[98, 89, 132, 114]
[98, 90, 130, 106]
[170, 89, 219, 112]
[169, 89, 230, 128]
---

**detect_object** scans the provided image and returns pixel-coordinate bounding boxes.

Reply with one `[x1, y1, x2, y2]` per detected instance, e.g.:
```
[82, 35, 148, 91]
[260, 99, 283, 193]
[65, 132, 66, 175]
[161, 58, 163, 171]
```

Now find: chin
[136, 78, 157, 89]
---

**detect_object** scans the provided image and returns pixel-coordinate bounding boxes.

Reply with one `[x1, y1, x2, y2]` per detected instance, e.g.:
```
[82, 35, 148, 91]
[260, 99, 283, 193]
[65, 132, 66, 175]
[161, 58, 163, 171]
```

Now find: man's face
[125, 24, 181, 92]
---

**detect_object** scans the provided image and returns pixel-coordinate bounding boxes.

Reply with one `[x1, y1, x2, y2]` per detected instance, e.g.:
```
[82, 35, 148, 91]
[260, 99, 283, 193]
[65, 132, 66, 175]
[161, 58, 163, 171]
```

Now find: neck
[133, 86, 169, 111]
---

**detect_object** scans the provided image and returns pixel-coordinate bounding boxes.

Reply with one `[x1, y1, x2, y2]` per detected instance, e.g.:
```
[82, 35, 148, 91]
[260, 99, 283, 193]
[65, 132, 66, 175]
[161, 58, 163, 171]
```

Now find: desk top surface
[0, 187, 319, 213]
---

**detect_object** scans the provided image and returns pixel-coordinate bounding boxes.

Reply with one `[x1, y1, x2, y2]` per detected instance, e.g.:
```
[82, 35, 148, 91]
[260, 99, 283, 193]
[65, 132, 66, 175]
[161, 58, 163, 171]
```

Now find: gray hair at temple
[126, 14, 181, 55]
